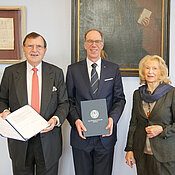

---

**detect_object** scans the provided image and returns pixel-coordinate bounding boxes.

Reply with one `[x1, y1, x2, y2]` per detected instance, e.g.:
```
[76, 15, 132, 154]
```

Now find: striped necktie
[91, 63, 99, 95]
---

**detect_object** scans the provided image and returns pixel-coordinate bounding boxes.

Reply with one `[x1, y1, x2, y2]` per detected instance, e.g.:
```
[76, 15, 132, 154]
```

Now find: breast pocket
[104, 78, 114, 90]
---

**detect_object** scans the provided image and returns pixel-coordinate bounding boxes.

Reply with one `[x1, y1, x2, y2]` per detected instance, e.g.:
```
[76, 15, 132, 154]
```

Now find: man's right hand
[75, 119, 87, 139]
[0, 110, 11, 119]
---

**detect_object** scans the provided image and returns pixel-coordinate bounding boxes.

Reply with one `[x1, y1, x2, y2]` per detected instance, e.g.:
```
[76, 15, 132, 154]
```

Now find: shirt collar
[27, 61, 42, 72]
[86, 57, 101, 68]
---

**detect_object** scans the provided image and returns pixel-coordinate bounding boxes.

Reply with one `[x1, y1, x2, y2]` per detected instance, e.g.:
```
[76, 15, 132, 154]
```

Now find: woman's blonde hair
[139, 55, 171, 85]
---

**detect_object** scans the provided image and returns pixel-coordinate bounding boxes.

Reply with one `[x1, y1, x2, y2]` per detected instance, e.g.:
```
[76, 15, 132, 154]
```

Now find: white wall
[0, 0, 175, 175]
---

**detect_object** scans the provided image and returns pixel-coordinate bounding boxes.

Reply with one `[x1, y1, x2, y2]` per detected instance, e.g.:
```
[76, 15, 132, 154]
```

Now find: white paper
[137, 8, 152, 24]
[0, 117, 23, 140]
[0, 105, 50, 141]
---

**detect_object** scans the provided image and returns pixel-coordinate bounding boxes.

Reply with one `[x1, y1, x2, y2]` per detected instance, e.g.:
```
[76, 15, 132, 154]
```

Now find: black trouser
[72, 136, 114, 175]
[12, 135, 58, 175]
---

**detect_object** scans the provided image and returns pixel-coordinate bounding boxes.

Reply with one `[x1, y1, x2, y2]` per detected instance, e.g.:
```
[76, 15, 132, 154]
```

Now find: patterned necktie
[91, 63, 99, 95]
[31, 68, 40, 113]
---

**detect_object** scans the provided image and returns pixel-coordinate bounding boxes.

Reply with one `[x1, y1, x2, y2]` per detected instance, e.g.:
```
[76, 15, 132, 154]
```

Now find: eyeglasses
[86, 40, 103, 45]
[25, 45, 45, 50]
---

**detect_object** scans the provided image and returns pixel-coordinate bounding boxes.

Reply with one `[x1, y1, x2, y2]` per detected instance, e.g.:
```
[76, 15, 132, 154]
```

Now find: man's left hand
[40, 117, 57, 133]
[102, 117, 113, 137]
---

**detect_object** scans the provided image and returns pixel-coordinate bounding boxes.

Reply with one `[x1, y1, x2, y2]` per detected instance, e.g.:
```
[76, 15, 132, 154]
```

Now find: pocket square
[104, 78, 113, 81]
[52, 86, 57, 92]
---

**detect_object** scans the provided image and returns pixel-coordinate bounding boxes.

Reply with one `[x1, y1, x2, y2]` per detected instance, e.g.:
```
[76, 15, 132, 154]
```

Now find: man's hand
[125, 151, 136, 168]
[40, 117, 57, 133]
[145, 125, 163, 138]
[75, 119, 87, 139]
[0, 110, 11, 119]
[102, 117, 113, 137]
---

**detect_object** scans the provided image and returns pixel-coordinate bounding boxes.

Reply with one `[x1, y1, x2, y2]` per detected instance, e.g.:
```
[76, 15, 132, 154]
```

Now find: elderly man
[0, 32, 69, 175]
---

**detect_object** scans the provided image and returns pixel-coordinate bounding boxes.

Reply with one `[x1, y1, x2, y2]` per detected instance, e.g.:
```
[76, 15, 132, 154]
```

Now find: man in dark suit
[0, 32, 69, 175]
[66, 29, 126, 175]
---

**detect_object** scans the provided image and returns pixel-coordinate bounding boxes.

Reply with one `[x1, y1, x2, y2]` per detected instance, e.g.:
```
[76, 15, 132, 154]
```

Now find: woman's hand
[145, 125, 163, 138]
[125, 151, 136, 168]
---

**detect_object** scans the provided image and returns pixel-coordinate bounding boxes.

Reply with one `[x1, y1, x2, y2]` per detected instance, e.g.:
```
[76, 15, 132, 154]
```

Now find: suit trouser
[72, 136, 114, 175]
[12, 135, 58, 175]
[136, 153, 175, 175]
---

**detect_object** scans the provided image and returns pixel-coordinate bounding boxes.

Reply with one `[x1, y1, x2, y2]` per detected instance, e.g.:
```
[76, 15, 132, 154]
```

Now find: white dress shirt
[26, 61, 60, 126]
[86, 57, 101, 81]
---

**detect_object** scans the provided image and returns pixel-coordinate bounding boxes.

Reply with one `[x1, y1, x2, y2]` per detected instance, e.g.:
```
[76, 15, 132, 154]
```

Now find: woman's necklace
[147, 103, 151, 117]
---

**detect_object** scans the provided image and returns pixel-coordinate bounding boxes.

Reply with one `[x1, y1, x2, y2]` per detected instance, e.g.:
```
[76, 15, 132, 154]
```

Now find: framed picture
[0, 6, 26, 64]
[71, 0, 170, 76]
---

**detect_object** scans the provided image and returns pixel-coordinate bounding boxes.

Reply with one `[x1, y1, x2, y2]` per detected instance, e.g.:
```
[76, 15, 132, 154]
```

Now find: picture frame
[71, 0, 170, 76]
[0, 6, 26, 64]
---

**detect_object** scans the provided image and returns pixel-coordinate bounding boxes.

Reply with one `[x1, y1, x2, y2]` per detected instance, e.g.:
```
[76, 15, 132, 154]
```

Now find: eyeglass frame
[85, 40, 103, 45]
[24, 44, 45, 50]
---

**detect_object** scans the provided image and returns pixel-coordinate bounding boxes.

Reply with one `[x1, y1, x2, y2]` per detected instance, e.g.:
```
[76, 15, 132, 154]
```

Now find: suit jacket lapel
[80, 60, 94, 98]
[96, 60, 106, 97]
[147, 98, 163, 119]
[14, 61, 28, 106]
[136, 93, 148, 119]
[40, 62, 54, 116]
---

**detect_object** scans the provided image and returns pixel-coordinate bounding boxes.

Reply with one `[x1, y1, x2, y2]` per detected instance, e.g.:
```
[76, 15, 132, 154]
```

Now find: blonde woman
[125, 55, 175, 175]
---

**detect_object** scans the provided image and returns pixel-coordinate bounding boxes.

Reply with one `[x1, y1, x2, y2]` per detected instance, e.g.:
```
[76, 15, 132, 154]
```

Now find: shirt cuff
[52, 116, 61, 127]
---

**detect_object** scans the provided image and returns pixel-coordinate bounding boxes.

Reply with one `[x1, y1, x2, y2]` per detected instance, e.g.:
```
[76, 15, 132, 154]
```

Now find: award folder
[81, 99, 109, 137]
[0, 105, 50, 141]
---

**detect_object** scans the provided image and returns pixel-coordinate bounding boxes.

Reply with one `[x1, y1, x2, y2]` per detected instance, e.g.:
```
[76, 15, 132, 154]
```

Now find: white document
[137, 8, 152, 24]
[0, 105, 50, 141]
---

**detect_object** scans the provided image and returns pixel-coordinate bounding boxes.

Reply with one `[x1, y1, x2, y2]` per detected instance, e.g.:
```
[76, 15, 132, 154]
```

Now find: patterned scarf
[139, 83, 173, 103]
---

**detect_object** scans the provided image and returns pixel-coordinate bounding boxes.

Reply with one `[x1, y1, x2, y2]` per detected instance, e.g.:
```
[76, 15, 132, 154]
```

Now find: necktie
[91, 63, 99, 95]
[31, 68, 40, 113]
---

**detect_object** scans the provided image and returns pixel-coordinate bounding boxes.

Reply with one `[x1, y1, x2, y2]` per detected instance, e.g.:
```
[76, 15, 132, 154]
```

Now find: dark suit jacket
[66, 59, 126, 150]
[0, 61, 69, 169]
[125, 88, 175, 162]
